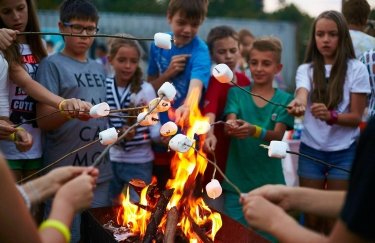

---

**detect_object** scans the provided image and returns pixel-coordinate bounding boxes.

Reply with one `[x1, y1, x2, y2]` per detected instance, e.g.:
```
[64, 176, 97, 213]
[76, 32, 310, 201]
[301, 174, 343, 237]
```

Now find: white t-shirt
[296, 59, 370, 151]
[350, 30, 375, 59]
[0, 52, 9, 117]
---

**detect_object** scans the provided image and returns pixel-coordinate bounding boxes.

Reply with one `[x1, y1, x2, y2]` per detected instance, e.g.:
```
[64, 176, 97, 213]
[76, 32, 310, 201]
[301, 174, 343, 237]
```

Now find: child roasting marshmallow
[193, 120, 211, 135]
[212, 63, 233, 84]
[90, 102, 110, 118]
[268, 141, 289, 159]
[148, 97, 171, 113]
[154, 33, 172, 50]
[157, 82, 177, 101]
[168, 134, 194, 153]
[99, 127, 118, 145]
[160, 121, 178, 136]
[206, 179, 223, 199]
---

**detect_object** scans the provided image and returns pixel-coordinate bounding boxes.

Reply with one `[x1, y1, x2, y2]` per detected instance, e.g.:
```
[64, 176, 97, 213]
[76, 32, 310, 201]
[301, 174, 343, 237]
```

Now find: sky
[264, 0, 375, 17]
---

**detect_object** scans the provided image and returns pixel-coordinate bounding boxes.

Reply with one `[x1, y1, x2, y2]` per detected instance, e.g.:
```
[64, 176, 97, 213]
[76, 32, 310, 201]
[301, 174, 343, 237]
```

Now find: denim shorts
[297, 142, 356, 180]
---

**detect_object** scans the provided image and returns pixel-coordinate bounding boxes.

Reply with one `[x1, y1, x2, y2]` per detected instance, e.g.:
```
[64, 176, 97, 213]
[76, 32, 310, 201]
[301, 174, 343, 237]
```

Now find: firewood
[164, 206, 179, 243]
[142, 188, 174, 243]
[185, 213, 213, 243]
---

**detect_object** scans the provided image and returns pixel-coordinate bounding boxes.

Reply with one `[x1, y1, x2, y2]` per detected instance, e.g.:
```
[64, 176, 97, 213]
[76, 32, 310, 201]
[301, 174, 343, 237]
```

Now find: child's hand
[203, 133, 217, 153]
[0, 28, 17, 50]
[0, 120, 16, 140]
[226, 119, 254, 139]
[59, 99, 92, 120]
[287, 98, 306, 117]
[175, 104, 190, 125]
[165, 54, 191, 78]
[120, 125, 136, 141]
[14, 128, 33, 152]
[224, 119, 238, 135]
[310, 103, 330, 121]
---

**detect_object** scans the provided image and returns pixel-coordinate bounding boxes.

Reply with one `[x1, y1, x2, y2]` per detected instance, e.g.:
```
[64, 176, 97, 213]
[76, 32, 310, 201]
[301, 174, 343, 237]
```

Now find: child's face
[59, 19, 97, 55]
[315, 18, 339, 64]
[211, 36, 240, 71]
[240, 36, 254, 58]
[168, 11, 202, 47]
[248, 49, 282, 85]
[0, 0, 28, 32]
[109, 45, 139, 84]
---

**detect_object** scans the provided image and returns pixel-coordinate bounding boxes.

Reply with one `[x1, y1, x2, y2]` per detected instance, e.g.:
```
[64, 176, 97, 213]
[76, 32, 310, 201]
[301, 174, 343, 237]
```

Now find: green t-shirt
[223, 86, 294, 193]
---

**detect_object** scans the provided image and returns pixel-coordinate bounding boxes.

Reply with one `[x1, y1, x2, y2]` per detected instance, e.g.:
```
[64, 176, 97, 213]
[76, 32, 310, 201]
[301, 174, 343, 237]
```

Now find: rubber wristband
[326, 110, 338, 125]
[39, 219, 71, 243]
[57, 99, 72, 119]
[57, 99, 67, 111]
[253, 125, 262, 138]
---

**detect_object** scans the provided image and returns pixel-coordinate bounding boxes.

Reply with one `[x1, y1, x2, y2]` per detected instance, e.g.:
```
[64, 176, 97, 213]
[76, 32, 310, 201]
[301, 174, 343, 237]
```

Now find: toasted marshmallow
[90, 102, 110, 118]
[168, 134, 194, 153]
[157, 82, 177, 101]
[268, 141, 289, 159]
[160, 121, 178, 137]
[193, 120, 211, 135]
[148, 97, 171, 113]
[99, 127, 118, 145]
[154, 33, 172, 50]
[212, 63, 233, 84]
[206, 179, 223, 199]
[137, 111, 159, 126]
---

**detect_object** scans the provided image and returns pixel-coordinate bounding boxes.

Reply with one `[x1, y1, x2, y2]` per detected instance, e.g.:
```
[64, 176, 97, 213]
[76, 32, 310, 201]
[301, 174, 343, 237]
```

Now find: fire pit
[81, 206, 269, 242]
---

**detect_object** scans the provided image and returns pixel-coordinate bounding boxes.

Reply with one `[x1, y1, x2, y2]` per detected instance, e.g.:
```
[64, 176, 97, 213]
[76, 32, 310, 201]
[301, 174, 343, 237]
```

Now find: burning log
[164, 206, 179, 243]
[142, 188, 174, 243]
[186, 213, 213, 243]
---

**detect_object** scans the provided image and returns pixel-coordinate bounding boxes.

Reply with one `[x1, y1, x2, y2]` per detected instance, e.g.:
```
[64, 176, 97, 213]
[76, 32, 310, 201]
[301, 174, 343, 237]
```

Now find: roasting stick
[17, 32, 155, 41]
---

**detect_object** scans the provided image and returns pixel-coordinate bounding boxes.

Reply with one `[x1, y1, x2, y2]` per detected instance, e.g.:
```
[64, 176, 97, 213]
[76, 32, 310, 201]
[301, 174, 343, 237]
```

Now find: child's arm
[287, 87, 308, 117]
[175, 78, 203, 124]
[311, 93, 367, 127]
[0, 28, 17, 50]
[36, 103, 70, 131]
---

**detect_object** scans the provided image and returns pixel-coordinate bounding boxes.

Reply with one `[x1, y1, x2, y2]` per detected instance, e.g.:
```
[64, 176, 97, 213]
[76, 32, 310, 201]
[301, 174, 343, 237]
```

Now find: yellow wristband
[8, 127, 25, 141]
[39, 219, 71, 243]
[57, 99, 67, 111]
[253, 125, 262, 138]
[57, 99, 72, 119]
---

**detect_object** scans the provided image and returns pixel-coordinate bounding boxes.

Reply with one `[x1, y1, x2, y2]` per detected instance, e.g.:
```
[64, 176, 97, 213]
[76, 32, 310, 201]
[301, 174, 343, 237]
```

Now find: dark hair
[167, 0, 209, 23]
[108, 34, 143, 95]
[206, 25, 239, 54]
[59, 0, 99, 24]
[305, 10, 355, 109]
[0, 0, 47, 65]
[238, 29, 254, 44]
[342, 0, 370, 26]
[250, 36, 282, 63]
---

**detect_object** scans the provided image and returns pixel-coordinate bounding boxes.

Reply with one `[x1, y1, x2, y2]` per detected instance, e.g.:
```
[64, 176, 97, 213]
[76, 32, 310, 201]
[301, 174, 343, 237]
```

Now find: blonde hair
[250, 36, 282, 63]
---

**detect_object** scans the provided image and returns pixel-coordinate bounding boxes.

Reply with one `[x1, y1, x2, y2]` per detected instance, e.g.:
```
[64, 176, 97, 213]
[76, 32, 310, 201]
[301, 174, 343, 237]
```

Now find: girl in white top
[288, 11, 370, 233]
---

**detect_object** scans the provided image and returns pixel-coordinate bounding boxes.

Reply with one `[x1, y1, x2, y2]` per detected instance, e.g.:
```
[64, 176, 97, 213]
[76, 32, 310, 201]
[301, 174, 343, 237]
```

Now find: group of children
[0, 0, 373, 242]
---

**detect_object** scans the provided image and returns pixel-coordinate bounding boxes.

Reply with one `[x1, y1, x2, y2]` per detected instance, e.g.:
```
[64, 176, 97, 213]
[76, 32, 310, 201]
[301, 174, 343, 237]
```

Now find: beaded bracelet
[39, 219, 71, 243]
[16, 185, 31, 209]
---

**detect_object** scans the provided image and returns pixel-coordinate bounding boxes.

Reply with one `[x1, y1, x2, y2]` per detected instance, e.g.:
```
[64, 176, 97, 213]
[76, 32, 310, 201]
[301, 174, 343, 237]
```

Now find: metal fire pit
[81, 206, 269, 243]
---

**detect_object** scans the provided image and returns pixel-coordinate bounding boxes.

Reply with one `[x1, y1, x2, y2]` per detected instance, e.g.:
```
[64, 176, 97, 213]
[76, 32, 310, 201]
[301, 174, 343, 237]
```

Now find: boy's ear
[58, 21, 64, 32]
[276, 63, 283, 73]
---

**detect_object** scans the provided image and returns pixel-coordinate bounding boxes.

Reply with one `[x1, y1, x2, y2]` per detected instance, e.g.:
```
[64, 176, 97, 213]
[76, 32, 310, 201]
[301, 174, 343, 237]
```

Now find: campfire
[81, 85, 268, 242]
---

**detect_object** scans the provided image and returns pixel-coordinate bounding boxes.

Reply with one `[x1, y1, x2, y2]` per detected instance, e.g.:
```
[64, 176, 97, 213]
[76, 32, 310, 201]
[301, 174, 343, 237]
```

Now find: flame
[117, 187, 151, 236]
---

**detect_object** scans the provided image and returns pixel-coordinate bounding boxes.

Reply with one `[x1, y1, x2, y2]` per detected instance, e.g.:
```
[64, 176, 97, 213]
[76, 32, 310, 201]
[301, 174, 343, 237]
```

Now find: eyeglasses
[63, 22, 99, 35]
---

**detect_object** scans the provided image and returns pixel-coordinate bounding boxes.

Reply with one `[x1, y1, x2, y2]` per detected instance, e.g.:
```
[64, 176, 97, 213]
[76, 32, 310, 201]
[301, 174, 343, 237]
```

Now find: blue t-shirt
[147, 33, 211, 125]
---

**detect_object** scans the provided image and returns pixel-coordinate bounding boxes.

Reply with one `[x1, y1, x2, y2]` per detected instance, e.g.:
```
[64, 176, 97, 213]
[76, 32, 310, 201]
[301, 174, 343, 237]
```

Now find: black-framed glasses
[63, 22, 99, 35]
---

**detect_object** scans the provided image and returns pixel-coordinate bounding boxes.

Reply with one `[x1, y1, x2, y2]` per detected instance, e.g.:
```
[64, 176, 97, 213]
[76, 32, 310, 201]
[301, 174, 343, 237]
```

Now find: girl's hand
[287, 98, 306, 117]
[310, 103, 330, 121]
[59, 99, 92, 120]
[203, 133, 217, 153]
[0, 28, 17, 50]
[0, 120, 16, 140]
[14, 129, 33, 152]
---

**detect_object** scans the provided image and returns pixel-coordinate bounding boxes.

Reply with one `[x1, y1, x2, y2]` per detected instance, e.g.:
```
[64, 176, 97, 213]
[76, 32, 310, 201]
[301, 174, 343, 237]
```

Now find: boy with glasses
[35, 0, 112, 242]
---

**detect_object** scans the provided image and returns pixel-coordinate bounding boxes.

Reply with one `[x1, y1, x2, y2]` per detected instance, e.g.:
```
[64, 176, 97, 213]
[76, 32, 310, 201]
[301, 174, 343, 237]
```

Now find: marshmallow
[193, 120, 211, 135]
[154, 33, 172, 50]
[160, 121, 178, 136]
[268, 141, 289, 159]
[212, 63, 233, 84]
[148, 97, 171, 113]
[90, 102, 110, 118]
[157, 82, 177, 101]
[168, 134, 194, 153]
[205, 179, 223, 199]
[99, 127, 118, 145]
[137, 111, 159, 126]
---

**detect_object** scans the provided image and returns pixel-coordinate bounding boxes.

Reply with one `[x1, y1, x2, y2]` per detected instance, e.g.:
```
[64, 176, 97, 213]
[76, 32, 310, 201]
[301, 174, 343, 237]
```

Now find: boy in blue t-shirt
[147, 0, 211, 188]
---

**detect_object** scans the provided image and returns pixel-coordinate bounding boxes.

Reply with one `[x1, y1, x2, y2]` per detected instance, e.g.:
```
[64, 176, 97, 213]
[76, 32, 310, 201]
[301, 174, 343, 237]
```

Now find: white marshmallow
[99, 127, 118, 145]
[193, 120, 211, 135]
[148, 97, 171, 113]
[157, 82, 177, 101]
[137, 111, 159, 126]
[154, 33, 172, 50]
[160, 121, 178, 137]
[168, 134, 194, 153]
[205, 179, 223, 199]
[268, 141, 289, 159]
[90, 102, 110, 118]
[212, 63, 233, 84]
